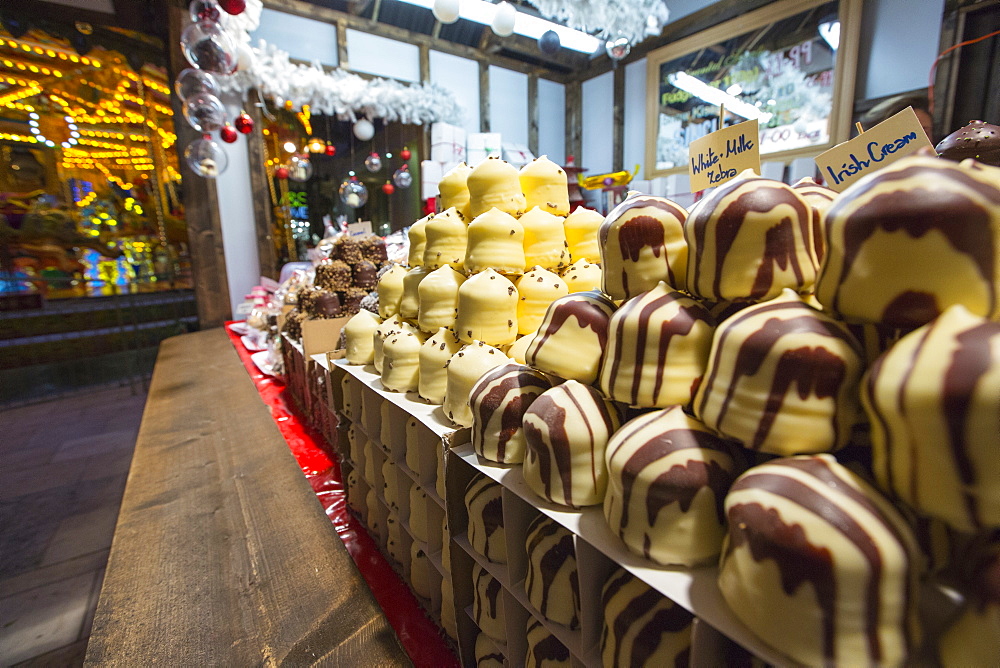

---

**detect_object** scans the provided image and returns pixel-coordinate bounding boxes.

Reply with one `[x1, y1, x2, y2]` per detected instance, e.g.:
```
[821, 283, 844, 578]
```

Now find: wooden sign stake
[855, 121, 864, 135]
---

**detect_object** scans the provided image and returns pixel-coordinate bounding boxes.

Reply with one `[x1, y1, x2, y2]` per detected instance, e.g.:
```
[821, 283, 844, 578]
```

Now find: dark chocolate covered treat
[936, 120, 1000, 166]
[352, 260, 378, 289]
[341, 287, 367, 316]
[281, 310, 306, 340]
[331, 235, 364, 264]
[315, 259, 352, 291]
[359, 234, 388, 263]
[309, 291, 341, 318]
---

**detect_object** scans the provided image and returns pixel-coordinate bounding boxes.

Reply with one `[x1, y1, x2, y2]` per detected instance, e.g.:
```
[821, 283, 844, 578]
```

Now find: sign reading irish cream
[814, 106, 933, 192]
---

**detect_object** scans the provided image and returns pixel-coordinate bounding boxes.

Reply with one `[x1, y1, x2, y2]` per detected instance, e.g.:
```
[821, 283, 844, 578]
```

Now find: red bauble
[275, 167, 289, 180]
[234, 112, 253, 134]
[220, 125, 238, 143]
[400, 148, 411, 161]
[218, 0, 246, 14]
[325, 144, 336, 156]
[381, 182, 395, 195]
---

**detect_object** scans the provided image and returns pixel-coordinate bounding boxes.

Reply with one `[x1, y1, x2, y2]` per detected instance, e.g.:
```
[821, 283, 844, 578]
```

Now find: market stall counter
[84, 328, 408, 666]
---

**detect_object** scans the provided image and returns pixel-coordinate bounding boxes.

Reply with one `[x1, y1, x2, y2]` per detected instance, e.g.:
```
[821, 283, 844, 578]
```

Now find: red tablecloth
[225, 324, 459, 668]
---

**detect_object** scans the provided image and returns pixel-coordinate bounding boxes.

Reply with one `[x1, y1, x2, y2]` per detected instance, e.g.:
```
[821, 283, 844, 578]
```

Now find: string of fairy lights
[0, 32, 178, 187]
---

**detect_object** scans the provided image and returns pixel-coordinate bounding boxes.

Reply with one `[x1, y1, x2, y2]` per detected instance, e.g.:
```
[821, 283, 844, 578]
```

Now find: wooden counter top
[85, 329, 409, 666]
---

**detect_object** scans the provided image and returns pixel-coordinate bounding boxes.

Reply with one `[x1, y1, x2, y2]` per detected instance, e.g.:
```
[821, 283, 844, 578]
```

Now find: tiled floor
[1, 384, 145, 667]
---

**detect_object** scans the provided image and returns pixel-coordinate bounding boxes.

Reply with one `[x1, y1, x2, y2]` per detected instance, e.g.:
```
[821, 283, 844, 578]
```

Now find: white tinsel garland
[525, 0, 670, 46]
[217, 40, 464, 126]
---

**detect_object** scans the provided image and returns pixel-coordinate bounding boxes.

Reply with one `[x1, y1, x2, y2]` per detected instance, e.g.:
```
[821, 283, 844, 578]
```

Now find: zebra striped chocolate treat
[418, 327, 463, 404]
[718, 455, 921, 667]
[416, 266, 465, 333]
[685, 170, 816, 302]
[465, 208, 526, 275]
[465, 474, 507, 564]
[473, 563, 506, 641]
[520, 155, 570, 216]
[343, 309, 381, 365]
[791, 177, 836, 266]
[599, 193, 688, 300]
[938, 536, 1000, 665]
[380, 329, 423, 392]
[525, 515, 579, 628]
[604, 406, 740, 566]
[601, 567, 693, 668]
[468, 155, 526, 219]
[438, 162, 472, 220]
[455, 269, 519, 346]
[422, 206, 468, 271]
[599, 282, 715, 409]
[515, 267, 568, 336]
[816, 155, 1000, 327]
[523, 380, 621, 508]
[525, 618, 570, 667]
[443, 341, 508, 427]
[525, 290, 617, 384]
[475, 632, 504, 668]
[863, 304, 1000, 532]
[471, 363, 552, 464]
[694, 289, 864, 455]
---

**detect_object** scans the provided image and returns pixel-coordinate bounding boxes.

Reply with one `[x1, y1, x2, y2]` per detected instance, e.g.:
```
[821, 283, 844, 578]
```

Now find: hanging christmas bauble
[220, 125, 238, 143]
[605, 35, 631, 61]
[181, 20, 238, 75]
[382, 182, 395, 195]
[287, 154, 313, 182]
[184, 137, 228, 178]
[340, 176, 368, 209]
[275, 166, 289, 180]
[539, 29, 560, 54]
[432, 0, 460, 24]
[400, 148, 411, 161]
[365, 152, 382, 172]
[325, 144, 336, 156]
[182, 94, 226, 133]
[218, 0, 246, 15]
[189, 0, 220, 23]
[392, 165, 413, 189]
[491, 2, 516, 37]
[353, 118, 375, 141]
[234, 112, 253, 134]
[175, 67, 219, 101]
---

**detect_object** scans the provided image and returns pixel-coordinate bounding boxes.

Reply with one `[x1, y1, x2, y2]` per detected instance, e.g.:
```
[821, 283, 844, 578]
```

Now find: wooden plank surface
[85, 329, 409, 667]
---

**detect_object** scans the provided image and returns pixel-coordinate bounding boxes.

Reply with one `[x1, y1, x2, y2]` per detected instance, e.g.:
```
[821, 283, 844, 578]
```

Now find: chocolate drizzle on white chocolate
[470, 363, 552, 464]
[473, 564, 506, 641]
[601, 567, 693, 668]
[525, 618, 570, 667]
[465, 475, 507, 564]
[524, 515, 580, 628]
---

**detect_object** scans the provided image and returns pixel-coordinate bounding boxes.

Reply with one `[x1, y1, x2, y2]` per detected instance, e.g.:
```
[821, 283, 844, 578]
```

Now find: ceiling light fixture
[399, 0, 601, 53]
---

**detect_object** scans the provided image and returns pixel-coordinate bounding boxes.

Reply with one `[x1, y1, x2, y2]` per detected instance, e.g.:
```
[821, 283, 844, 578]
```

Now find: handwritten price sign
[815, 107, 932, 192]
[688, 119, 761, 191]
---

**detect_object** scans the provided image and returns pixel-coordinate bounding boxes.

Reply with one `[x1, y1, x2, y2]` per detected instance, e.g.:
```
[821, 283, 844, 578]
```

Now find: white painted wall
[582, 71, 614, 173]
[858, 0, 945, 99]
[489, 66, 529, 147]
[429, 50, 481, 135]
[537, 78, 566, 162]
[252, 8, 339, 66]
[623, 58, 647, 174]
[347, 29, 421, 82]
[217, 93, 261, 319]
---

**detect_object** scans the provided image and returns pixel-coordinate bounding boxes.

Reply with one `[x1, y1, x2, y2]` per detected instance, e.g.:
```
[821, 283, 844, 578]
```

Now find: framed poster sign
[645, 0, 862, 179]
